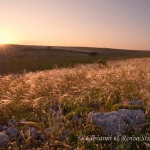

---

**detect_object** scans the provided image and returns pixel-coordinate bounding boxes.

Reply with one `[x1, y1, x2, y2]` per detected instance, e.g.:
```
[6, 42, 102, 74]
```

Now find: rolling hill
[0, 44, 150, 74]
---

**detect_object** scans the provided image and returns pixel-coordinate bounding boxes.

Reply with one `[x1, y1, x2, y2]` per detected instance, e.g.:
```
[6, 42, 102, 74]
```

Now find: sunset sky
[0, 0, 150, 50]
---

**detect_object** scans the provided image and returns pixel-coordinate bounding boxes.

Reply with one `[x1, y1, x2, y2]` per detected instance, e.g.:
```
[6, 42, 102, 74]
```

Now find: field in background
[0, 44, 150, 74]
[0, 57, 150, 149]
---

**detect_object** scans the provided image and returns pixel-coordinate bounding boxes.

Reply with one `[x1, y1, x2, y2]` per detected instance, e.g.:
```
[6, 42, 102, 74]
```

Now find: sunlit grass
[0, 58, 150, 118]
[0, 58, 150, 149]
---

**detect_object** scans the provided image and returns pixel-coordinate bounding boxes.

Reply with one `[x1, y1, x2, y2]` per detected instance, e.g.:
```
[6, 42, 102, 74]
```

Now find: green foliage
[94, 58, 108, 67]
[105, 95, 121, 111]
[65, 107, 91, 120]
[68, 131, 79, 147]
[111, 104, 143, 111]
[62, 101, 78, 115]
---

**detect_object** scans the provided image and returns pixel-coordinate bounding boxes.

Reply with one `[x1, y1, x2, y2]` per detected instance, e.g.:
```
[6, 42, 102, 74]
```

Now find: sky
[0, 0, 150, 50]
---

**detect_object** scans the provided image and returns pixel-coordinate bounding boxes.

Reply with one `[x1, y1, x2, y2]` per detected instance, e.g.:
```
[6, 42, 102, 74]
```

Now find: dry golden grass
[0, 58, 149, 109]
[0, 58, 150, 149]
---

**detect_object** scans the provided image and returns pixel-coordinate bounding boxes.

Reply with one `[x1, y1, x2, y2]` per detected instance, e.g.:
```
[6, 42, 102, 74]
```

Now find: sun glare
[0, 33, 13, 45]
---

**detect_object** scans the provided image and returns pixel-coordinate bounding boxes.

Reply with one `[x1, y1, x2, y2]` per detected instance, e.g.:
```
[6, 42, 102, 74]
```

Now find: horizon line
[3, 43, 150, 52]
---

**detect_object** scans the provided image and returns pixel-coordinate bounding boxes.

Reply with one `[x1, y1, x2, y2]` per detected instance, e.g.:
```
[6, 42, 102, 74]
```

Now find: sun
[0, 33, 13, 45]
[0, 35, 11, 44]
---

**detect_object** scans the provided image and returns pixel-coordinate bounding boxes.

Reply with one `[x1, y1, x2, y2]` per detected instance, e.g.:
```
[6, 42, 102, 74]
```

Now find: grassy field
[0, 55, 150, 149]
[0, 44, 150, 74]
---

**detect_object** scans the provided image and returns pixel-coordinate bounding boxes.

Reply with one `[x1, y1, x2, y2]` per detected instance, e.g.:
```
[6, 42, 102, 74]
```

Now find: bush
[95, 59, 108, 67]
[89, 52, 98, 57]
